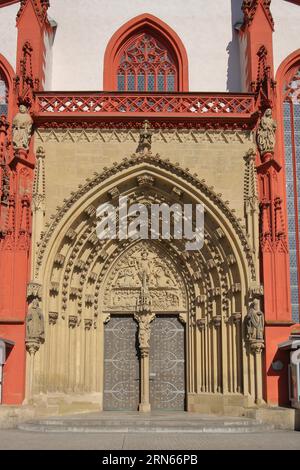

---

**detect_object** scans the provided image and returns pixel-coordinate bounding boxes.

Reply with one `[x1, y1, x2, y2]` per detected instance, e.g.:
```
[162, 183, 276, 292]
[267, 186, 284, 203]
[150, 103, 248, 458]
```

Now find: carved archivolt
[26, 151, 263, 405]
[34, 152, 256, 281]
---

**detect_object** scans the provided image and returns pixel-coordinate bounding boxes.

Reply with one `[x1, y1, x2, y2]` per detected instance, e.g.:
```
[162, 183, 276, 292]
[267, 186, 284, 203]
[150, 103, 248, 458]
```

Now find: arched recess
[27, 153, 263, 409]
[276, 49, 300, 323]
[103, 13, 189, 92]
[0, 53, 15, 122]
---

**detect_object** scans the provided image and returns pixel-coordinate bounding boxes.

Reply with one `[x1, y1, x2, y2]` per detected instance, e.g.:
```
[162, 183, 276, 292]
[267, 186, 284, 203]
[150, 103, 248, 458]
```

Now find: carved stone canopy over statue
[246, 299, 264, 342]
[26, 298, 45, 342]
[12, 105, 33, 150]
[256, 108, 277, 157]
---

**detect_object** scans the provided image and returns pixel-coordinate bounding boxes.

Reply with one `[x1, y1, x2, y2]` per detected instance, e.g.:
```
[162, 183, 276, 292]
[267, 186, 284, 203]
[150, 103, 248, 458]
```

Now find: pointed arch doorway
[27, 152, 264, 414]
[102, 242, 187, 412]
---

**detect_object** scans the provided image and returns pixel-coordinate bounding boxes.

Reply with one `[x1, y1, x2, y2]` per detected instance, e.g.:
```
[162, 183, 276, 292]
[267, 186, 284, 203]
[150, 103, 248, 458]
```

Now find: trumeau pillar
[134, 281, 155, 413]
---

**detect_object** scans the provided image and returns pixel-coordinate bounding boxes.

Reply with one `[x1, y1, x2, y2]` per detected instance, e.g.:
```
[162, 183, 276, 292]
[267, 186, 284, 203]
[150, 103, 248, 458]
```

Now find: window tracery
[0, 71, 8, 116]
[283, 68, 300, 321]
[117, 33, 177, 92]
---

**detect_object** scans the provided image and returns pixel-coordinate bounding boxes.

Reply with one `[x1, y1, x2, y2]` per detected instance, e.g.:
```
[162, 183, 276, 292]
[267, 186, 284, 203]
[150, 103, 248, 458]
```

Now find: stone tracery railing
[35, 92, 255, 118]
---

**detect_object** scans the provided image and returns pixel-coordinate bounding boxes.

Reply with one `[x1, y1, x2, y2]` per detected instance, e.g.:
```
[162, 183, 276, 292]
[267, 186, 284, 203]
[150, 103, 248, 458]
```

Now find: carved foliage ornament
[242, 0, 274, 29]
[17, 0, 50, 25]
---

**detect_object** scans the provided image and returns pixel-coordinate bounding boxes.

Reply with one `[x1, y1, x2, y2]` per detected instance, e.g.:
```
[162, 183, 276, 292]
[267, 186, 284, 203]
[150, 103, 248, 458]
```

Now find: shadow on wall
[227, 0, 244, 92]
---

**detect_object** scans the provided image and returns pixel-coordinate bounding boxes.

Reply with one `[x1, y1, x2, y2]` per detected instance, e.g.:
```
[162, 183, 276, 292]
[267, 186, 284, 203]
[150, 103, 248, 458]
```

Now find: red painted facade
[0, 0, 299, 408]
[0, 0, 50, 403]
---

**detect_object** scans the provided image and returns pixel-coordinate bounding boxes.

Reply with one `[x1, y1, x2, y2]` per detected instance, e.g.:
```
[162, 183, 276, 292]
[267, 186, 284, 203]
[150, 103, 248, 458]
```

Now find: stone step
[18, 416, 275, 433]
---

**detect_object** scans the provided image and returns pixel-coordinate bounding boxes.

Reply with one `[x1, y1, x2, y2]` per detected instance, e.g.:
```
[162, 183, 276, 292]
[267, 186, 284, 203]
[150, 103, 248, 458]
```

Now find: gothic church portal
[0, 1, 299, 415]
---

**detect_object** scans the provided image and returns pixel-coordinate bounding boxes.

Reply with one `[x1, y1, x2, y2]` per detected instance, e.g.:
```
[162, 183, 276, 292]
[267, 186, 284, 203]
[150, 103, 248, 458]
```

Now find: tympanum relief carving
[103, 243, 187, 314]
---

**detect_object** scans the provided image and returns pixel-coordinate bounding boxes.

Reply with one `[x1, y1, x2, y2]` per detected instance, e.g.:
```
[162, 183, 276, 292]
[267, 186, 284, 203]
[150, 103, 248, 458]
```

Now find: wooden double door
[103, 315, 185, 411]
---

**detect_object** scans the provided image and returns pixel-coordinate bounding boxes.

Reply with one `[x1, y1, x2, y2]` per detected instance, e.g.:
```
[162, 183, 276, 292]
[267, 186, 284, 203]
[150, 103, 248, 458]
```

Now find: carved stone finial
[136, 120, 153, 154]
[242, 1, 274, 29]
[256, 108, 277, 159]
[245, 147, 256, 163]
[36, 146, 45, 159]
[12, 105, 33, 150]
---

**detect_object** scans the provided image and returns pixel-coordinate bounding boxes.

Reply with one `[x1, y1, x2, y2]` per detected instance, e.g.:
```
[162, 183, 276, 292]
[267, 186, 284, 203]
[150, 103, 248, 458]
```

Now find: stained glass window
[0, 72, 8, 116]
[117, 33, 177, 92]
[283, 69, 300, 322]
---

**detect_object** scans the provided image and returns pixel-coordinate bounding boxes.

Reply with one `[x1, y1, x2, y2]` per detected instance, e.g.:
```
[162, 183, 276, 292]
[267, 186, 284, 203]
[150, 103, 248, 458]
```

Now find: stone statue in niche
[26, 299, 45, 342]
[136, 120, 152, 153]
[12, 105, 33, 150]
[256, 108, 277, 156]
[246, 299, 264, 341]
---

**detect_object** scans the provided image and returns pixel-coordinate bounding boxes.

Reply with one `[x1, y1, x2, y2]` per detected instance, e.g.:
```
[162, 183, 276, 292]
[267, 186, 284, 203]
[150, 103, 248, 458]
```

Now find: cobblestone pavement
[0, 429, 300, 450]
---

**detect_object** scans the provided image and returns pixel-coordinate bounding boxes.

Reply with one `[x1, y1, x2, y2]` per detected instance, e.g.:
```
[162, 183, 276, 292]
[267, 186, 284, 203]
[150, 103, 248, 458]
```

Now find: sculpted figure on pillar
[12, 105, 33, 150]
[256, 108, 277, 157]
[26, 299, 45, 343]
[246, 299, 264, 342]
[135, 260, 155, 356]
[135, 311, 155, 356]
